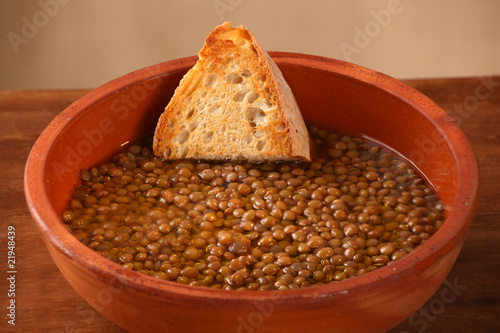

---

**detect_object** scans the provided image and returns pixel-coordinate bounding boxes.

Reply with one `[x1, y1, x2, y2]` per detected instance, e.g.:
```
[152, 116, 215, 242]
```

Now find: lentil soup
[62, 125, 445, 291]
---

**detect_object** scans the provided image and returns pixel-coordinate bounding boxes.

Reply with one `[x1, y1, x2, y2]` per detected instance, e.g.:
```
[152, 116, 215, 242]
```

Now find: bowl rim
[24, 51, 479, 304]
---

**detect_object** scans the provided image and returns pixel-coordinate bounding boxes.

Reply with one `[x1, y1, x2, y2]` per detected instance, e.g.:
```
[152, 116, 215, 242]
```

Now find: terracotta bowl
[24, 52, 479, 333]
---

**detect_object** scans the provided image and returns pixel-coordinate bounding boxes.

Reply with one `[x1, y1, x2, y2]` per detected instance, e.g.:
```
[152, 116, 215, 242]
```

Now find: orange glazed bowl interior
[24, 52, 479, 333]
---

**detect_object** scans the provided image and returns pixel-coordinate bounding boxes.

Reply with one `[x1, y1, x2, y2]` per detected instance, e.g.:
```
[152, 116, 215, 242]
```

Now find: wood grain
[0, 78, 499, 332]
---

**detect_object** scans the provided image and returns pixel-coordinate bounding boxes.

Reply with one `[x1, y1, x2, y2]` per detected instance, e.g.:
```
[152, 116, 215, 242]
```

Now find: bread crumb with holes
[153, 22, 311, 162]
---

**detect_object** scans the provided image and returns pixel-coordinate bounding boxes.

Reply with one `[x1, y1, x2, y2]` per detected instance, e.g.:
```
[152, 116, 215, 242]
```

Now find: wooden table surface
[1, 77, 499, 332]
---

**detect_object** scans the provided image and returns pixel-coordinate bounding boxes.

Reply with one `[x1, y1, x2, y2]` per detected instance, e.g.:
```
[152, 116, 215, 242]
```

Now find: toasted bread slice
[153, 22, 311, 162]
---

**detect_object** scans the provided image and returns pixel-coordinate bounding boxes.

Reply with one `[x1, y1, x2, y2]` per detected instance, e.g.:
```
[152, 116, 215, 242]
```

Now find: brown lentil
[63, 126, 445, 290]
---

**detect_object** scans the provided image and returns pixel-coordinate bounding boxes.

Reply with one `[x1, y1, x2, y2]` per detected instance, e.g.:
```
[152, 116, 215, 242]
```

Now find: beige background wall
[1, 0, 499, 90]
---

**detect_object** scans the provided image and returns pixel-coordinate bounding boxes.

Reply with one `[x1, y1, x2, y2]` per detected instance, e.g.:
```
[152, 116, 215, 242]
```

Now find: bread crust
[153, 22, 311, 162]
